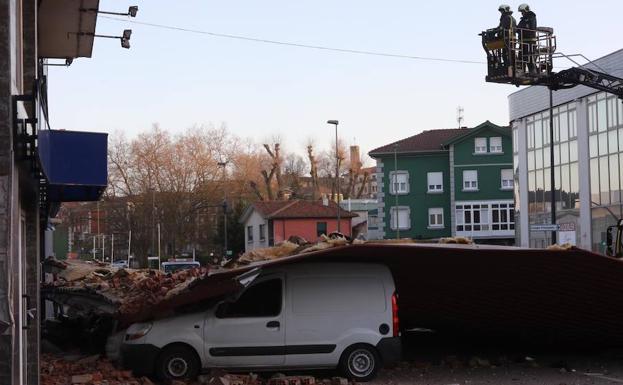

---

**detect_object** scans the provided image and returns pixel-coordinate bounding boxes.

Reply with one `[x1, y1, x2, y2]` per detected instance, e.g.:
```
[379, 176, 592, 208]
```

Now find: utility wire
[99, 15, 485, 65]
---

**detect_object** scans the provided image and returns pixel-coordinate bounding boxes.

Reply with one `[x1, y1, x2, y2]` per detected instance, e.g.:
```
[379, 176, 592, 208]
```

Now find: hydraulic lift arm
[548, 67, 623, 98]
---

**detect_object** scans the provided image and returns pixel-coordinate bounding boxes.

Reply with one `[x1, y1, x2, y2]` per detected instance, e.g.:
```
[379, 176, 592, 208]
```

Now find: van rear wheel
[155, 345, 200, 381]
[339, 344, 380, 382]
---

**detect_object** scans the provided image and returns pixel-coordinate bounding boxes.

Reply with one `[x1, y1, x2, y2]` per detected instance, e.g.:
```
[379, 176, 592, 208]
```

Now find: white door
[204, 274, 285, 367]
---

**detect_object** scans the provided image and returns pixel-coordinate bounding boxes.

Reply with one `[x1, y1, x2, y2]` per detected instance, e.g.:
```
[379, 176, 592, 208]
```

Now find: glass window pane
[535, 120, 543, 148]
[570, 162, 579, 209]
[590, 135, 599, 158]
[610, 154, 620, 204]
[600, 156, 610, 205]
[560, 142, 569, 165]
[569, 140, 578, 162]
[589, 103, 597, 133]
[536, 148, 543, 169]
[528, 150, 535, 170]
[561, 164, 570, 209]
[598, 98, 608, 132]
[559, 110, 568, 142]
[554, 144, 560, 166]
[590, 158, 600, 204]
[569, 110, 577, 138]
[599, 133, 608, 156]
[609, 130, 619, 154]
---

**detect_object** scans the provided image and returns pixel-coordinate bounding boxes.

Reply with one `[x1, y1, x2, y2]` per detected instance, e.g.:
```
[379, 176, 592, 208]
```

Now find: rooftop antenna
[457, 106, 464, 128]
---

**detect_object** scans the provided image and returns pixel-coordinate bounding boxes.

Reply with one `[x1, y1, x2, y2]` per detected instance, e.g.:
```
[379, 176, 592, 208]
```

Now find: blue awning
[38, 130, 108, 202]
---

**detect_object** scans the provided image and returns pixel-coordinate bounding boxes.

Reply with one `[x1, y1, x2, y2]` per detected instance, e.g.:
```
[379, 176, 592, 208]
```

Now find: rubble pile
[40, 354, 151, 385]
[226, 234, 351, 268]
[44, 259, 209, 316]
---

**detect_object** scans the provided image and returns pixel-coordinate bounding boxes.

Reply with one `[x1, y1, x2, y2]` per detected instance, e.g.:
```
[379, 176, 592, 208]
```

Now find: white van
[121, 263, 401, 382]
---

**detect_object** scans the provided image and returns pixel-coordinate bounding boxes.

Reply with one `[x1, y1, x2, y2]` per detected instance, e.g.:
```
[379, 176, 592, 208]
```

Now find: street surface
[366, 333, 623, 385]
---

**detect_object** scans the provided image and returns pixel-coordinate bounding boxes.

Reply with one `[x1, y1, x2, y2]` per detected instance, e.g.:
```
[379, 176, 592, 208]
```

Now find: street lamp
[327, 120, 341, 233]
[217, 161, 229, 258]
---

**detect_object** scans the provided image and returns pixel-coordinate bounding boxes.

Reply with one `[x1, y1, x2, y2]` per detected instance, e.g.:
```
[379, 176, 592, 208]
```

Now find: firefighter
[517, 3, 537, 73]
[497, 4, 516, 69]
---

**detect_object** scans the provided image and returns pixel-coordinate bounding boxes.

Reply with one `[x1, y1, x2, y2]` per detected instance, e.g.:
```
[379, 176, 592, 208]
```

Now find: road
[367, 332, 623, 385]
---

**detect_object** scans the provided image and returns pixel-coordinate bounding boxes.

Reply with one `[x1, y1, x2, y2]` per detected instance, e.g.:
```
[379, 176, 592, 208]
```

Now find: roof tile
[252, 200, 357, 219]
[369, 128, 468, 155]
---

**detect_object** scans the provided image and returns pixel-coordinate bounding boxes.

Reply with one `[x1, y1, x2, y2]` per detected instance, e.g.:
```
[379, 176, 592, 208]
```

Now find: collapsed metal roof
[45, 243, 623, 346]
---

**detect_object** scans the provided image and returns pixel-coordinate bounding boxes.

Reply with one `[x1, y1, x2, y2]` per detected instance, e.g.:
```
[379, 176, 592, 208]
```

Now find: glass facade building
[509, 49, 623, 252]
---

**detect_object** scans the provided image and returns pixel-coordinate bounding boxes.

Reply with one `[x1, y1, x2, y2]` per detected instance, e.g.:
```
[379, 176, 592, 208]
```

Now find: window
[463, 170, 478, 191]
[428, 208, 444, 228]
[475, 137, 487, 153]
[490, 137, 503, 153]
[456, 204, 490, 232]
[247, 225, 253, 243]
[217, 279, 282, 318]
[390, 206, 410, 230]
[491, 203, 515, 231]
[427, 172, 443, 193]
[501, 169, 514, 189]
[316, 221, 327, 237]
[259, 224, 266, 242]
[389, 171, 409, 195]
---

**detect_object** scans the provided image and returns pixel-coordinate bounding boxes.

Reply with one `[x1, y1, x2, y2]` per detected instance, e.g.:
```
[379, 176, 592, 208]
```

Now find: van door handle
[266, 321, 280, 329]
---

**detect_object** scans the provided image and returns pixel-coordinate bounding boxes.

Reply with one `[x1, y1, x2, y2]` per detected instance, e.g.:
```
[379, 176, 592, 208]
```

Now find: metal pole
[111, 233, 114, 266]
[549, 43, 557, 244]
[394, 144, 399, 239]
[151, 189, 155, 258]
[335, 123, 341, 233]
[127, 230, 131, 266]
[157, 223, 161, 269]
[102, 235, 105, 261]
[92, 236, 96, 260]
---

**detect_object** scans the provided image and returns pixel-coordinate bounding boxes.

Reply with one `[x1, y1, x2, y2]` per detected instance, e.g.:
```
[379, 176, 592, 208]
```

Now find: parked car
[161, 259, 201, 274]
[112, 260, 129, 269]
[121, 262, 401, 382]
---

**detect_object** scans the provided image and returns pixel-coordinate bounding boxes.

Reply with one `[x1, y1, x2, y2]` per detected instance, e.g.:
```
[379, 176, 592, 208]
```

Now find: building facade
[240, 200, 356, 252]
[510, 49, 623, 253]
[1, 2, 113, 384]
[369, 122, 515, 244]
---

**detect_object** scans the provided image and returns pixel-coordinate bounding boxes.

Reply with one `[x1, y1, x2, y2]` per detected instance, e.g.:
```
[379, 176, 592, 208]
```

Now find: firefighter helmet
[518, 3, 531, 12]
[498, 4, 511, 12]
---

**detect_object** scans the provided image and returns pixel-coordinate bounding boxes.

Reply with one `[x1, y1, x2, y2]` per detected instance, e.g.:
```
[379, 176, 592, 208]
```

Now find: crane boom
[547, 67, 623, 98]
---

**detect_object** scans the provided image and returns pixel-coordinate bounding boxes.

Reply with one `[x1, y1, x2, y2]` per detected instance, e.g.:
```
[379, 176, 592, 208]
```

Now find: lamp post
[217, 161, 229, 257]
[327, 120, 341, 233]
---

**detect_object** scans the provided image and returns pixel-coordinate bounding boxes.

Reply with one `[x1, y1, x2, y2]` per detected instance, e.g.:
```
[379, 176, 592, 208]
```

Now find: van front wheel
[339, 344, 380, 381]
[155, 345, 200, 381]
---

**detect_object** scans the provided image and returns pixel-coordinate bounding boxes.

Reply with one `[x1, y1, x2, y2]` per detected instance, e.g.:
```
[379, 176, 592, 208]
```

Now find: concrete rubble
[41, 353, 355, 385]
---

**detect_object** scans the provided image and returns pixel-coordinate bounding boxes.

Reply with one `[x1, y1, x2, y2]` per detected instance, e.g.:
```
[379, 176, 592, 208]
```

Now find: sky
[47, 1, 623, 165]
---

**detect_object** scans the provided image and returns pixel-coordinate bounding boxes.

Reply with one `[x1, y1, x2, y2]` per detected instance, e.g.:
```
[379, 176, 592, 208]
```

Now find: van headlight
[126, 322, 152, 341]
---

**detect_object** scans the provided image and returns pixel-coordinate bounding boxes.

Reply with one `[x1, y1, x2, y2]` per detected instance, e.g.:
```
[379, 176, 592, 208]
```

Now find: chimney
[322, 194, 329, 206]
[350, 145, 361, 172]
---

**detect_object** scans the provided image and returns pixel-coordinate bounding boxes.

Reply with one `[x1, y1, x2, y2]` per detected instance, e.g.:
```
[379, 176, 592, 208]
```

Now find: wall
[243, 210, 268, 252]
[0, 1, 41, 383]
[380, 152, 452, 239]
[272, 218, 351, 244]
[453, 127, 514, 202]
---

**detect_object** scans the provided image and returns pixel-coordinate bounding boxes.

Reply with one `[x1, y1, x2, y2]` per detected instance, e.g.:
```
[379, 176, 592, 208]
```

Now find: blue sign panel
[38, 129, 108, 202]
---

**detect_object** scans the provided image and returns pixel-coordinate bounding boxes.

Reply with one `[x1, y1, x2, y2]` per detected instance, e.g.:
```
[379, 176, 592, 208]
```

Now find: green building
[369, 121, 515, 244]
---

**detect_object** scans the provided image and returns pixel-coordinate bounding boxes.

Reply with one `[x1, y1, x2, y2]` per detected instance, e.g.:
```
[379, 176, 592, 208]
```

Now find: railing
[480, 26, 556, 84]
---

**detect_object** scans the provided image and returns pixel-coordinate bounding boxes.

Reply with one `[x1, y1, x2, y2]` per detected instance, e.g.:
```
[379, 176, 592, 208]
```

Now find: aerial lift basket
[480, 27, 556, 86]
